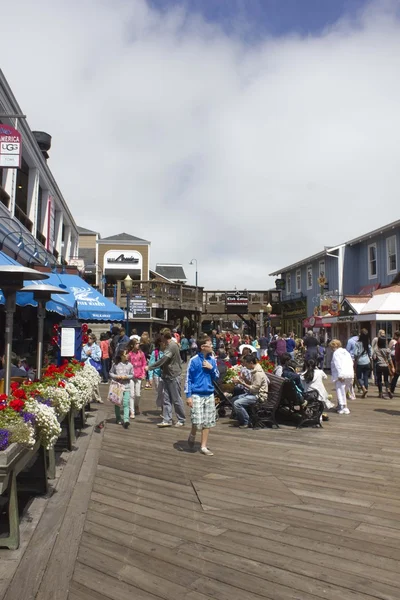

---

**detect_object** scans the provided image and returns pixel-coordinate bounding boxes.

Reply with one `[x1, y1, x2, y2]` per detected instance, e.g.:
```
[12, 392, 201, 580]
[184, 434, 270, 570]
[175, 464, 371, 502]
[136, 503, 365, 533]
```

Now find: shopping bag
[108, 381, 124, 405]
[89, 358, 103, 373]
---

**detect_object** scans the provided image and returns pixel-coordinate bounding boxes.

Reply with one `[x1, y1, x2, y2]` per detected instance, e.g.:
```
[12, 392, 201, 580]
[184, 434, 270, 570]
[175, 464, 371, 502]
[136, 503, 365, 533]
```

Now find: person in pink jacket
[127, 339, 147, 418]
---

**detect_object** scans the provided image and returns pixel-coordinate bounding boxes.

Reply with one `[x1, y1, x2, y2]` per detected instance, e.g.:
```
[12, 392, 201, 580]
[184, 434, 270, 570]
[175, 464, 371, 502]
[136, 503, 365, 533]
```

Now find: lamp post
[189, 259, 198, 287]
[0, 266, 48, 395]
[20, 284, 68, 379]
[124, 274, 133, 336]
[266, 302, 272, 340]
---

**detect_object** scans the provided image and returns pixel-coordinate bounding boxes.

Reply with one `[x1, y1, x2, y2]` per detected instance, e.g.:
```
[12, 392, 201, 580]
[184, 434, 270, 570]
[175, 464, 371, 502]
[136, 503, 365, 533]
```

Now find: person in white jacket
[329, 340, 355, 414]
[300, 359, 334, 410]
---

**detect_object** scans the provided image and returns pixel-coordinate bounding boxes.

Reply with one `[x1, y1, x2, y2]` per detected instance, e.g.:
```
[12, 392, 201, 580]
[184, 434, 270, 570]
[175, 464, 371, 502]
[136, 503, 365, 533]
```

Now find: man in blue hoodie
[185, 336, 219, 456]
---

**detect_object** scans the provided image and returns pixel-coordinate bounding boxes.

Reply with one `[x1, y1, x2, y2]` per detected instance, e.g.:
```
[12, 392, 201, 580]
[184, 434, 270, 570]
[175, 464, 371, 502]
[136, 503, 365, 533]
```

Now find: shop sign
[130, 296, 151, 318]
[108, 254, 139, 264]
[104, 249, 142, 270]
[283, 308, 306, 317]
[337, 315, 355, 322]
[0, 124, 22, 168]
[225, 291, 248, 313]
[320, 296, 340, 317]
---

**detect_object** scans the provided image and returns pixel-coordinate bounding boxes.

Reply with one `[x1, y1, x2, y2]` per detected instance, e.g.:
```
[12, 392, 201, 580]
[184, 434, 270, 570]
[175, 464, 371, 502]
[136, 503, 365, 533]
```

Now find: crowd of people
[80, 324, 400, 455]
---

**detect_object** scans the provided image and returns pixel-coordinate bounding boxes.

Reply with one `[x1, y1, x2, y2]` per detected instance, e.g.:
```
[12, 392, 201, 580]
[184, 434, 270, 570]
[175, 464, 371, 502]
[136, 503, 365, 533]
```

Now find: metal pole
[195, 270, 198, 287]
[4, 293, 16, 396]
[126, 292, 130, 336]
[259, 310, 264, 337]
[36, 300, 46, 380]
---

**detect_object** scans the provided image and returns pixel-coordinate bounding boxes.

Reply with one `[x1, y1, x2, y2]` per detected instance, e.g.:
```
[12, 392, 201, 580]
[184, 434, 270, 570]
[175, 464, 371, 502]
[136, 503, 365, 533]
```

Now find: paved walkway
[2, 383, 400, 600]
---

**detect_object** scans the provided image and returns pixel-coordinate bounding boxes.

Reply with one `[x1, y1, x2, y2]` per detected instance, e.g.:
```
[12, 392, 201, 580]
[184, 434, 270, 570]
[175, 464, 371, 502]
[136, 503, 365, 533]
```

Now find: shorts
[190, 394, 216, 429]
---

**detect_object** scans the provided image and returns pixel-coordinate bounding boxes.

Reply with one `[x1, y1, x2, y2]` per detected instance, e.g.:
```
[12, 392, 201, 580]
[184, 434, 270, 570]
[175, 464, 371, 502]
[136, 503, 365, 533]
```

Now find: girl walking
[148, 335, 164, 414]
[127, 339, 147, 417]
[109, 349, 133, 428]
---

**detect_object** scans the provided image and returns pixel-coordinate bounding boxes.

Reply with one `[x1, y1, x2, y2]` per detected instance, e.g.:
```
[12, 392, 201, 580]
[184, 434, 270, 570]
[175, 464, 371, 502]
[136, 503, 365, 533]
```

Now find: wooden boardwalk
[3, 383, 400, 600]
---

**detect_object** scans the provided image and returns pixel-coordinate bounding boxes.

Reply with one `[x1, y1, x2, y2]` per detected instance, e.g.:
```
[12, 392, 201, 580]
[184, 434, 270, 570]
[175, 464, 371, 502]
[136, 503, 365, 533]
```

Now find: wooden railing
[117, 281, 203, 311]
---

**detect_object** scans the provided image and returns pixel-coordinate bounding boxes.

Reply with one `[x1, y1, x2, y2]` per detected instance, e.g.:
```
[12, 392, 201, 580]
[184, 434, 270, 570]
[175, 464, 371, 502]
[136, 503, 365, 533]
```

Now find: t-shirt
[100, 340, 109, 359]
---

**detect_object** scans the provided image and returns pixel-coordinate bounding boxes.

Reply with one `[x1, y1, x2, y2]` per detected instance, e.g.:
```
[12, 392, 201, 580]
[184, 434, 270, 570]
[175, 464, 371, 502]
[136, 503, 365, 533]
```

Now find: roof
[77, 226, 97, 235]
[99, 232, 150, 243]
[269, 249, 329, 276]
[155, 264, 187, 280]
[77, 248, 96, 263]
[346, 219, 400, 247]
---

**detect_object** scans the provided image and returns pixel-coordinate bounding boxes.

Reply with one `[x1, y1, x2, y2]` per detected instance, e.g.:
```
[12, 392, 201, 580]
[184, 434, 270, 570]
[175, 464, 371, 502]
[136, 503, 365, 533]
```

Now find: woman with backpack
[373, 336, 394, 399]
[354, 329, 372, 398]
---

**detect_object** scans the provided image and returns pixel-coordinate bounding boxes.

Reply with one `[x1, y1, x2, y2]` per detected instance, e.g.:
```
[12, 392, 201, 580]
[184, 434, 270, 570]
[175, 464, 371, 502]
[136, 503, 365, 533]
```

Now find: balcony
[117, 281, 202, 312]
[14, 205, 33, 232]
[36, 231, 46, 246]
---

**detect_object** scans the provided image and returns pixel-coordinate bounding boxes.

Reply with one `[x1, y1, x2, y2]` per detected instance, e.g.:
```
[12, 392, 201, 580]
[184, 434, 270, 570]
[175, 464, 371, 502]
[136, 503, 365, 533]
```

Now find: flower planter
[0, 440, 47, 550]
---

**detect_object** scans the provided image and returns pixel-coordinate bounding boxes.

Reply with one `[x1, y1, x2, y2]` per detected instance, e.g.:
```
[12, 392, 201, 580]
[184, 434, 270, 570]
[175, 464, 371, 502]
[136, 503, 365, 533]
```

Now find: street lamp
[124, 274, 133, 336]
[0, 265, 48, 394]
[189, 259, 198, 287]
[265, 302, 272, 340]
[20, 284, 68, 379]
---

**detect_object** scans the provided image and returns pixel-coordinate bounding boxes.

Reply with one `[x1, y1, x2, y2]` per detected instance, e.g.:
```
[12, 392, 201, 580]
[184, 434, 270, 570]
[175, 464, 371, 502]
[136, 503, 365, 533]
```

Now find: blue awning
[23, 272, 124, 322]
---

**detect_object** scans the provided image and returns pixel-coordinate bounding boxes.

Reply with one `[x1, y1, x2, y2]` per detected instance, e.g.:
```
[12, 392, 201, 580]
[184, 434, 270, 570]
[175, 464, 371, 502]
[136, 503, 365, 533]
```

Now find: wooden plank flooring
[4, 382, 400, 600]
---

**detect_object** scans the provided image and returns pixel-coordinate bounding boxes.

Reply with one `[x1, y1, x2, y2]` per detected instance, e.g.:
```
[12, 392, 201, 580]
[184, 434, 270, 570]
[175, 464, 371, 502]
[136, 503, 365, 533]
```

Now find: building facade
[0, 69, 78, 266]
[270, 219, 400, 341]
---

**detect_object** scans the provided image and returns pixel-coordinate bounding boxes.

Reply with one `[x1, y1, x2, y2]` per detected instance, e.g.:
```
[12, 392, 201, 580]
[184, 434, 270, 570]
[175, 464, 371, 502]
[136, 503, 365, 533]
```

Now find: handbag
[388, 360, 395, 377]
[108, 381, 124, 405]
[89, 358, 102, 373]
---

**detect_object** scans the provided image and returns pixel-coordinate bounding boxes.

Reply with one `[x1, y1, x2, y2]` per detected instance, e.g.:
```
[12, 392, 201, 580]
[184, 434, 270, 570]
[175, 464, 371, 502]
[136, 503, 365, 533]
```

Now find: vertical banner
[0, 124, 22, 168]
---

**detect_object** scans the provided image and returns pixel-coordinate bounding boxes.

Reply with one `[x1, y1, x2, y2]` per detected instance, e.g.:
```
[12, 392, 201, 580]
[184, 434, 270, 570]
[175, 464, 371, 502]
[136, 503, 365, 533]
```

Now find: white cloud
[2, 0, 400, 288]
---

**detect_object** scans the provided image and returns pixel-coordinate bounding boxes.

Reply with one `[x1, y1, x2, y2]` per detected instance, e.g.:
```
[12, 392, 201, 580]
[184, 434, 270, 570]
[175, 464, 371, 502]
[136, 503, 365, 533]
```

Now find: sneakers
[337, 407, 350, 415]
[175, 421, 185, 427]
[238, 424, 249, 429]
[200, 447, 214, 456]
[123, 421, 130, 429]
[188, 434, 196, 449]
[116, 420, 122, 425]
[130, 413, 135, 420]
[158, 422, 172, 428]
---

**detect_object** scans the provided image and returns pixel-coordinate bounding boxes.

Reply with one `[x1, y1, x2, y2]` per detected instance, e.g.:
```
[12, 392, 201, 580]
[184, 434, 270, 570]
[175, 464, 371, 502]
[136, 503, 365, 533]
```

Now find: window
[386, 236, 397, 274]
[286, 273, 291, 295]
[319, 260, 325, 278]
[307, 265, 313, 289]
[296, 269, 301, 293]
[368, 243, 377, 279]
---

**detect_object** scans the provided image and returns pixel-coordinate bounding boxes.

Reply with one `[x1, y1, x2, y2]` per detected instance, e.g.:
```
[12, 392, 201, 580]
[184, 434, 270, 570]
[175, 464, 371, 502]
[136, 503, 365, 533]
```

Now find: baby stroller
[278, 379, 325, 428]
[213, 381, 234, 417]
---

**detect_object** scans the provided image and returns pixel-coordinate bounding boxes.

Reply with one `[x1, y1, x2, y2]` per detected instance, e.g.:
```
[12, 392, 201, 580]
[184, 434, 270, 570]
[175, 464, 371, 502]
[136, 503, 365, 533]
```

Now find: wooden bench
[248, 372, 324, 429]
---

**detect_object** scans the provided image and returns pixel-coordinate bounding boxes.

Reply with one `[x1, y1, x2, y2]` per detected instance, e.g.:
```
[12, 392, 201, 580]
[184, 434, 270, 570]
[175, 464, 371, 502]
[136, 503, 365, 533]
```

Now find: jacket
[148, 349, 164, 380]
[247, 363, 269, 401]
[81, 343, 101, 363]
[185, 353, 219, 397]
[331, 348, 354, 382]
[148, 339, 182, 380]
[128, 350, 147, 379]
[276, 339, 287, 355]
[354, 341, 371, 366]
[109, 362, 133, 390]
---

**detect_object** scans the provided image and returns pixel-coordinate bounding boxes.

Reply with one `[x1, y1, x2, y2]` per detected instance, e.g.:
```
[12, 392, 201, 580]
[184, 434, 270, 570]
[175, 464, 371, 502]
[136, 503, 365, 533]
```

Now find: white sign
[60, 328, 76, 357]
[104, 249, 143, 271]
[0, 124, 22, 168]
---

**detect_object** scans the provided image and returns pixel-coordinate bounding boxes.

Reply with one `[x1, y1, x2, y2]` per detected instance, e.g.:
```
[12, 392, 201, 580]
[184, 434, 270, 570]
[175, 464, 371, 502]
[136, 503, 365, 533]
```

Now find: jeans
[376, 366, 389, 394]
[356, 364, 370, 389]
[101, 358, 110, 382]
[233, 393, 258, 426]
[335, 378, 353, 408]
[180, 349, 188, 363]
[114, 390, 130, 423]
[391, 372, 399, 393]
[162, 376, 186, 424]
[129, 378, 142, 414]
[153, 375, 165, 409]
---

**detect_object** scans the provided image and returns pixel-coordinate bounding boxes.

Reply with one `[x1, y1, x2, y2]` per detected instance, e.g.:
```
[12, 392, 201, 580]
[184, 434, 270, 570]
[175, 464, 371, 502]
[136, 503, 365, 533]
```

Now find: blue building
[270, 219, 400, 342]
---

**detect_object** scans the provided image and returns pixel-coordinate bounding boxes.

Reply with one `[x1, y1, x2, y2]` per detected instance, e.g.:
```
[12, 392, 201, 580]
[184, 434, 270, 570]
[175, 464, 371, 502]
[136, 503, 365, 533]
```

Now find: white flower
[25, 399, 62, 449]
[36, 385, 71, 418]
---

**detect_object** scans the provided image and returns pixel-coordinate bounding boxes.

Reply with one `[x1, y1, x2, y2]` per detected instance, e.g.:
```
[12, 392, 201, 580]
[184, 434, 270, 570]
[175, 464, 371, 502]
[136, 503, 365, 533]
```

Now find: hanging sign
[0, 124, 22, 168]
[225, 291, 248, 313]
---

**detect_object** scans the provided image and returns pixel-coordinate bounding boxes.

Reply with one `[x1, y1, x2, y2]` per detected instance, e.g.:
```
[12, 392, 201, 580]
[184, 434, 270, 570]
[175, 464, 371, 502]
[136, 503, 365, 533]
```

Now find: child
[185, 335, 219, 456]
[148, 335, 164, 414]
[127, 339, 147, 418]
[109, 349, 133, 428]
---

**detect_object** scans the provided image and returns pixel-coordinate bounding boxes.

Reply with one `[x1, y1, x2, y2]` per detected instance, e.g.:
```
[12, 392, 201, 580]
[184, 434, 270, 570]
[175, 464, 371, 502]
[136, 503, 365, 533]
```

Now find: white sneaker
[200, 447, 214, 456]
[174, 421, 185, 427]
[337, 407, 350, 415]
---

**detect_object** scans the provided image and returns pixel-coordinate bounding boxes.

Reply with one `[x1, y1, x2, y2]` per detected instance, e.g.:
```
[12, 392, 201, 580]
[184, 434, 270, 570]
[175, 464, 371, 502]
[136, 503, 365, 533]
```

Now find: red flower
[82, 334, 89, 344]
[0, 394, 8, 402]
[13, 388, 27, 400]
[0, 404, 6, 411]
[58, 381, 66, 388]
[9, 399, 25, 412]
[81, 323, 88, 333]
[80, 362, 85, 367]
[10, 381, 20, 391]
[65, 372, 74, 378]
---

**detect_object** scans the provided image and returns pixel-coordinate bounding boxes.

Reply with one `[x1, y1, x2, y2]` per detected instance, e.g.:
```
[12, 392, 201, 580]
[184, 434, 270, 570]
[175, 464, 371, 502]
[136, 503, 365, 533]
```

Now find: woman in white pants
[330, 339, 355, 415]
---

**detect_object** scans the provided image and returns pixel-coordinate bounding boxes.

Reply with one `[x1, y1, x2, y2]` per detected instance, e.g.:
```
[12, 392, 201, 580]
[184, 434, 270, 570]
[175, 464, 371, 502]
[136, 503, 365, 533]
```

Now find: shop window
[386, 235, 397, 275]
[286, 273, 291, 295]
[368, 243, 377, 279]
[307, 265, 313, 290]
[296, 269, 301, 293]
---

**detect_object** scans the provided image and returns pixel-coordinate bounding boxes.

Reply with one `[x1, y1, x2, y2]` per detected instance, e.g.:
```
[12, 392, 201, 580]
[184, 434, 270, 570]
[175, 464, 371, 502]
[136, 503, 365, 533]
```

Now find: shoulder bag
[108, 381, 124, 405]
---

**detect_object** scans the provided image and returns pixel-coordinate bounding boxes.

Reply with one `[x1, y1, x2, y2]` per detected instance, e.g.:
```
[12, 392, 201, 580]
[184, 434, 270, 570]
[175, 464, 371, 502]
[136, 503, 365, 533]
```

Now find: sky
[1, 0, 400, 289]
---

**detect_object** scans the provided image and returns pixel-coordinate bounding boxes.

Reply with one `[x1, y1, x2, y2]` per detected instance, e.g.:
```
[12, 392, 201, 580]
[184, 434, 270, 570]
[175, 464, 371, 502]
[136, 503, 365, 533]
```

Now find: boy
[185, 335, 219, 455]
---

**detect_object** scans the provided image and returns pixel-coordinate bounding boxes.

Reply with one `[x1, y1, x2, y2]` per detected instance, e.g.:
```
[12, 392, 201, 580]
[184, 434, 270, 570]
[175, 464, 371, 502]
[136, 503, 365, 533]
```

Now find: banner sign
[129, 296, 151, 318]
[0, 124, 22, 168]
[225, 291, 248, 313]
